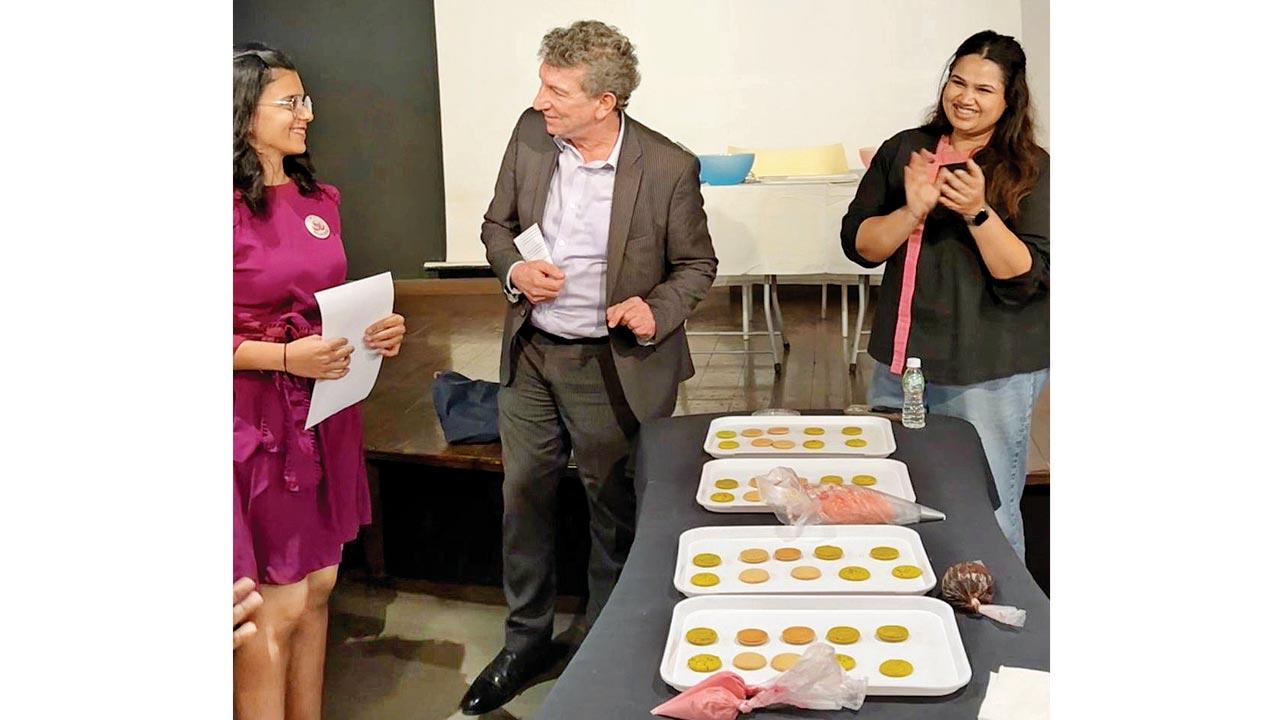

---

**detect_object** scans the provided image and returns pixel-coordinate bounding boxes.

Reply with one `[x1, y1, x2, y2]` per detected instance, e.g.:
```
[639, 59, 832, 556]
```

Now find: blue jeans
[869, 360, 1048, 561]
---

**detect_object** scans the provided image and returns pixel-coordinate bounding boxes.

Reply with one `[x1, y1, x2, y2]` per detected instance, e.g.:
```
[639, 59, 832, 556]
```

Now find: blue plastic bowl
[697, 153, 754, 185]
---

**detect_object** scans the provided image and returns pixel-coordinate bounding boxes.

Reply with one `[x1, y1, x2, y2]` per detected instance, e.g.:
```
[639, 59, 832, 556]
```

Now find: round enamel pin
[304, 214, 331, 239]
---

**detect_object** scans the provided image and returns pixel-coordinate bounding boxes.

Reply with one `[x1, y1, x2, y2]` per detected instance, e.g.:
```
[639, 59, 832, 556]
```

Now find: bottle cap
[906, 357, 921, 369]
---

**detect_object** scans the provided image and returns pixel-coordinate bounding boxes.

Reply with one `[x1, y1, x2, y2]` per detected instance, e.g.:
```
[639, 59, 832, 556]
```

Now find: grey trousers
[498, 326, 639, 653]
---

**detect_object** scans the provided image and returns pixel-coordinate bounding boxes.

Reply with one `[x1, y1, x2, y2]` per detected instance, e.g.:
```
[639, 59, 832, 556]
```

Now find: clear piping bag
[754, 466, 945, 528]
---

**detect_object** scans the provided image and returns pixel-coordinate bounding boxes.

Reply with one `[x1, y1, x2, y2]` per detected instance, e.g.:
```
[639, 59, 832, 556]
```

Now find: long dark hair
[233, 43, 319, 216]
[923, 30, 1042, 222]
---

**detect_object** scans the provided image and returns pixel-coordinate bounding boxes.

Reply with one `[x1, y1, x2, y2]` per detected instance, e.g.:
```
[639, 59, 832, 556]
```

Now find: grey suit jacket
[481, 108, 718, 422]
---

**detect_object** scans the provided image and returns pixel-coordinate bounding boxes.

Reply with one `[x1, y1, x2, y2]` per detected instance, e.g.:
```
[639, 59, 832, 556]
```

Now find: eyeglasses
[260, 94, 313, 115]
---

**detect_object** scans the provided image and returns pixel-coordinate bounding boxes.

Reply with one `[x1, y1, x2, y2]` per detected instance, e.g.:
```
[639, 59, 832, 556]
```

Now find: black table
[535, 413, 1049, 719]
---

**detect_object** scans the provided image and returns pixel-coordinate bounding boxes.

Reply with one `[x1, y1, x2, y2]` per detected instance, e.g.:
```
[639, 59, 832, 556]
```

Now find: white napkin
[977, 666, 1048, 720]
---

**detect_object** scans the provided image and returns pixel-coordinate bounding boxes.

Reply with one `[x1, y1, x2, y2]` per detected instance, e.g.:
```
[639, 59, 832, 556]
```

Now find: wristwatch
[966, 206, 990, 227]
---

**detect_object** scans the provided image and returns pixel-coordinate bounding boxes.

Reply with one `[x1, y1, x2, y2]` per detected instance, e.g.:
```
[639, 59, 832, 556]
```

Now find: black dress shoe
[458, 647, 551, 716]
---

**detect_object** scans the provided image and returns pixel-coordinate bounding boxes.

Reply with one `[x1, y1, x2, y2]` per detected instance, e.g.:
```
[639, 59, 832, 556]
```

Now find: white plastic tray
[703, 415, 896, 458]
[696, 458, 915, 512]
[660, 595, 971, 696]
[673, 525, 935, 596]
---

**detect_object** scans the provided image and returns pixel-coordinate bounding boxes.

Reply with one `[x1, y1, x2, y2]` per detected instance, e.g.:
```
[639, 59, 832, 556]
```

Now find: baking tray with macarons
[673, 524, 936, 596]
[660, 594, 971, 696]
[704, 415, 896, 458]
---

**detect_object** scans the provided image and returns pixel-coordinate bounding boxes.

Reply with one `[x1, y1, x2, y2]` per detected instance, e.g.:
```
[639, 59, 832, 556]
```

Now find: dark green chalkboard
[234, 0, 446, 278]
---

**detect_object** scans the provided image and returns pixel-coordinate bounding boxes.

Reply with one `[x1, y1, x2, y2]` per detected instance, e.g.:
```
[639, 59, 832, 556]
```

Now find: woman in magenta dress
[232, 43, 405, 719]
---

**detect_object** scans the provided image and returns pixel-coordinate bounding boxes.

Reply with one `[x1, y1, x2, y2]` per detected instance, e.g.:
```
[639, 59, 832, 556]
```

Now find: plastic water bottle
[901, 357, 926, 429]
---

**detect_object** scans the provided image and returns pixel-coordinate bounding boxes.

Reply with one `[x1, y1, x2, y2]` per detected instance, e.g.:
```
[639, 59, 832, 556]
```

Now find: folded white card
[513, 223, 551, 262]
[977, 666, 1049, 720]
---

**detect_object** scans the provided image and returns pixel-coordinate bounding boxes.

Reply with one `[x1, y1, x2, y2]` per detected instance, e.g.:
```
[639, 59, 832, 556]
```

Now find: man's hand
[510, 260, 565, 304]
[606, 296, 656, 342]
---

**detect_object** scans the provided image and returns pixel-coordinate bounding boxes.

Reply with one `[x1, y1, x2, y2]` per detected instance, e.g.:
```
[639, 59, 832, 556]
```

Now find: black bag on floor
[431, 370, 500, 444]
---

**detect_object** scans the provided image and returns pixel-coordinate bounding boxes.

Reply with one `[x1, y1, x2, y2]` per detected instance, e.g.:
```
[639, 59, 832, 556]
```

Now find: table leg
[741, 283, 750, 341]
[768, 276, 789, 349]
[762, 278, 781, 372]
[820, 284, 828, 320]
[840, 284, 849, 339]
[850, 276, 869, 372]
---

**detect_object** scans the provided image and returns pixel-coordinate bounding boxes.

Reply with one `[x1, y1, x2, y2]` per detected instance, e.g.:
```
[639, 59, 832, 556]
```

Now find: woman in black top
[841, 30, 1048, 560]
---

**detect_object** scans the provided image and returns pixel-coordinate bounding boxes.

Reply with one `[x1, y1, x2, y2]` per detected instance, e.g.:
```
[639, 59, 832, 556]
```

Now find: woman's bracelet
[282, 343, 288, 373]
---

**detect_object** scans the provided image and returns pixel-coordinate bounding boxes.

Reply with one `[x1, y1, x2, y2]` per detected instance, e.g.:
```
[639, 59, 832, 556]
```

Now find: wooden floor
[362, 280, 1049, 479]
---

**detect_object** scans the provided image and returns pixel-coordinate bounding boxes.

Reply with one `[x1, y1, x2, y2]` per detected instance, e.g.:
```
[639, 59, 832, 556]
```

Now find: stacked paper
[977, 666, 1048, 720]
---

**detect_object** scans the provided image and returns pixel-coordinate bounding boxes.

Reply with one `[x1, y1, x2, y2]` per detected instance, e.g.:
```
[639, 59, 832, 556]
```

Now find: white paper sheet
[513, 223, 551, 262]
[977, 666, 1049, 720]
[304, 271, 394, 429]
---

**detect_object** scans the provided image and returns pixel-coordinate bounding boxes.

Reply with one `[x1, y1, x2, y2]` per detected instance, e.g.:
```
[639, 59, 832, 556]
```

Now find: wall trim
[394, 278, 502, 296]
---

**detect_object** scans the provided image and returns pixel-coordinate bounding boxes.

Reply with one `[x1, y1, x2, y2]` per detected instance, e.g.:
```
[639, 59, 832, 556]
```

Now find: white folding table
[697, 179, 883, 371]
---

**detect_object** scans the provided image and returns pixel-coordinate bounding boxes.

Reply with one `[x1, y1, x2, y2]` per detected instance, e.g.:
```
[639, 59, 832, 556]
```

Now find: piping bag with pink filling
[651, 645, 867, 720]
[754, 466, 945, 527]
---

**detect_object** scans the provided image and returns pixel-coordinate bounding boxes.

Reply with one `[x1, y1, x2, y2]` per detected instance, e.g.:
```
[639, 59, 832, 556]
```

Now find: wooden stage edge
[394, 278, 501, 295]
[365, 451, 1047, 485]
[374, 278, 1049, 487]
[341, 570, 587, 612]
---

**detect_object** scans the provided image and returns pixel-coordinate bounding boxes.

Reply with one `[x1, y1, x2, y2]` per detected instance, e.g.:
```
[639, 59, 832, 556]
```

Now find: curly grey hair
[539, 20, 640, 109]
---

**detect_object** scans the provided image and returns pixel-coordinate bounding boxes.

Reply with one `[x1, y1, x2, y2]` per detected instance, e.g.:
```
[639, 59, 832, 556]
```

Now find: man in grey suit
[459, 20, 717, 716]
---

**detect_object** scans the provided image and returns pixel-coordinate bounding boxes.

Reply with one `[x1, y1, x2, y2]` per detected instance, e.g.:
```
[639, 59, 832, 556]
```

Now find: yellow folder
[726, 143, 850, 178]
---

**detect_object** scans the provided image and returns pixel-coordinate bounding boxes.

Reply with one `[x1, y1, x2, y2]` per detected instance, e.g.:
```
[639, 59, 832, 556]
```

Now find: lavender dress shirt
[508, 115, 625, 339]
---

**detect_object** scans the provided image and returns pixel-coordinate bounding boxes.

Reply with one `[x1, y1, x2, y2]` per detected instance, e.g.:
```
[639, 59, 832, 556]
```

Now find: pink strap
[889, 137, 970, 375]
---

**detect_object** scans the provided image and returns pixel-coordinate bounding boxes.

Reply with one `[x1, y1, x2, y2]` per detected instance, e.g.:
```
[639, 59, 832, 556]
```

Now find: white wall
[1021, 0, 1050, 149]
[437, 0, 1041, 263]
